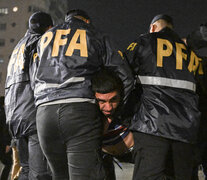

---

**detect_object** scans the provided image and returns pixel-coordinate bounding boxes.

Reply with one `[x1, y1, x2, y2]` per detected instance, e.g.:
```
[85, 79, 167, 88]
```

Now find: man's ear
[150, 24, 157, 33]
[86, 19, 90, 24]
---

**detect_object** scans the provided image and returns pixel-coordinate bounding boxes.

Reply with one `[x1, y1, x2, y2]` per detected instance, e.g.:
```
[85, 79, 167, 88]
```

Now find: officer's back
[125, 14, 201, 180]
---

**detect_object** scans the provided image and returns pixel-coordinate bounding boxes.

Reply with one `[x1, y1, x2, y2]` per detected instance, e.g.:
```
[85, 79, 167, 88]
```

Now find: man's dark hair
[92, 69, 123, 97]
[148, 14, 173, 32]
[65, 9, 90, 22]
[150, 14, 173, 27]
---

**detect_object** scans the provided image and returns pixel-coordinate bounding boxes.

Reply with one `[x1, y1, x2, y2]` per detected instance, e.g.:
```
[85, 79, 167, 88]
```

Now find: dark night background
[65, 0, 207, 51]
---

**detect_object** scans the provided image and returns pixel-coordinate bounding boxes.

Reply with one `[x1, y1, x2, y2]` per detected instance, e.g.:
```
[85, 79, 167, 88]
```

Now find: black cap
[150, 14, 173, 26]
[65, 9, 90, 22]
[29, 11, 53, 34]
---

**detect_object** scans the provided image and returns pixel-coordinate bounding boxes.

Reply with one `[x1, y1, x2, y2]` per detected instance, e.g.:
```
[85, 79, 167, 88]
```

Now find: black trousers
[199, 142, 207, 178]
[36, 103, 104, 180]
[192, 110, 207, 180]
[0, 146, 12, 180]
[102, 150, 134, 180]
[17, 134, 51, 180]
[132, 132, 195, 180]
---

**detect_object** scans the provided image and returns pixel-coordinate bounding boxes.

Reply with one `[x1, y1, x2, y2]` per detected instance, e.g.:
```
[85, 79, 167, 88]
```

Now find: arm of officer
[101, 35, 134, 104]
[124, 39, 140, 75]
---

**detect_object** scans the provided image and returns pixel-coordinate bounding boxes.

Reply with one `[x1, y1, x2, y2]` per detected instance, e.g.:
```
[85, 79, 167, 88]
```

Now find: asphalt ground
[0, 161, 205, 179]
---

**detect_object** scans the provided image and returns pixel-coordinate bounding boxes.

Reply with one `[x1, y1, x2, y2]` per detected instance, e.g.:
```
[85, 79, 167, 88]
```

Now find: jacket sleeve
[24, 38, 39, 91]
[101, 35, 134, 103]
[124, 39, 141, 76]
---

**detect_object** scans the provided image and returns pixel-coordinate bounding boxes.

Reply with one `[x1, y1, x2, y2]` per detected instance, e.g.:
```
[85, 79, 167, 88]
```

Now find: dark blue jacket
[34, 16, 133, 107]
[5, 29, 41, 138]
[125, 27, 201, 143]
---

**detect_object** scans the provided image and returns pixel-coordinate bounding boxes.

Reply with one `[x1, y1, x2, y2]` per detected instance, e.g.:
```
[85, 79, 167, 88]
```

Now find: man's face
[95, 91, 120, 118]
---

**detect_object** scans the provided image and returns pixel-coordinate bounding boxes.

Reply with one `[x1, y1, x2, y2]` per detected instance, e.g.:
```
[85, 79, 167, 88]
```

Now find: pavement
[115, 162, 134, 179]
[0, 161, 205, 180]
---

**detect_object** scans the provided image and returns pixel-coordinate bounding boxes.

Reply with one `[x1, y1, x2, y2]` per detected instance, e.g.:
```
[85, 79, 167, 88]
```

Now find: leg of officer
[16, 137, 29, 180]
[37, 103, 103, 180]
[132, 132, 170, 180]
[172, 141, 195, 180]
[63, 103, 103, 180]
[28, 133, 51, 180]
[36, 104, 69, 180]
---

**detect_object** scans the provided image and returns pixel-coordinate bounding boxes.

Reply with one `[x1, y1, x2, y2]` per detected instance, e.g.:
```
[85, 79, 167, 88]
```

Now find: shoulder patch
[127, 42, 137, 51]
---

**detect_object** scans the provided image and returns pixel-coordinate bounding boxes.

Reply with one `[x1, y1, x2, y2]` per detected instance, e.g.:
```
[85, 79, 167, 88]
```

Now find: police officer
[124, 14, 201, 180]
[5, 12, 53, 180]
[186, 23, 207, 180]
[34, 9, 133, 180]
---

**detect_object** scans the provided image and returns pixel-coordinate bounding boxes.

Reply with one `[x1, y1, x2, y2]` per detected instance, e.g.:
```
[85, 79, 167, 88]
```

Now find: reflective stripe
[138, 75, 196, 92]
[59, 77, 85, 88]
[35, 77, 85, 94]
[39, 98, 95, 106]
